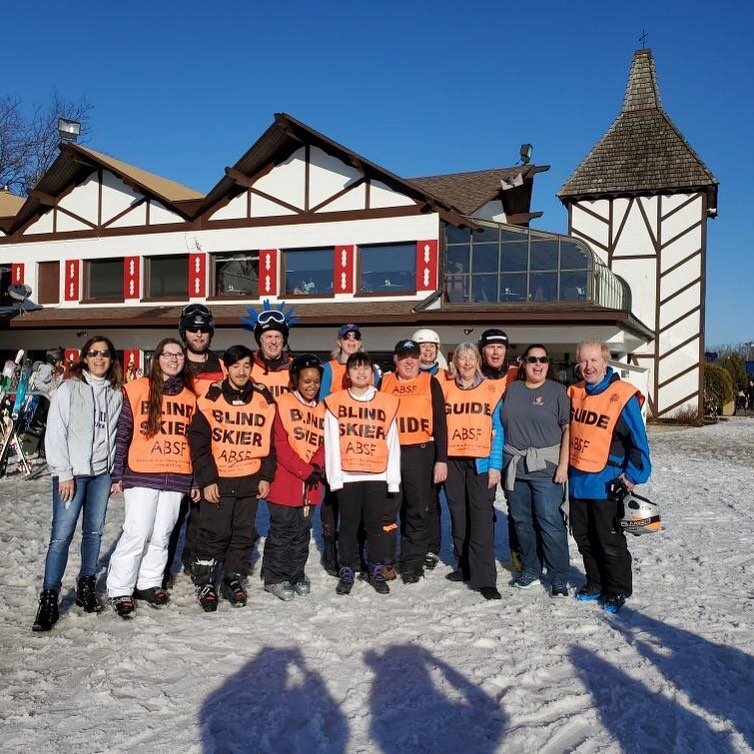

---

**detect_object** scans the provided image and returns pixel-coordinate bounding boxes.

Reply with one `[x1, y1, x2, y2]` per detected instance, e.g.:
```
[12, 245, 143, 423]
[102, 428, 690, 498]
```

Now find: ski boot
[194, 559, 218, 612]
[111, 595, 135, 619]
[32, 589, 59, 632]
[75, 576, 103, 613]
[133, 587, 170, 608]
[221, 573, 248, 607]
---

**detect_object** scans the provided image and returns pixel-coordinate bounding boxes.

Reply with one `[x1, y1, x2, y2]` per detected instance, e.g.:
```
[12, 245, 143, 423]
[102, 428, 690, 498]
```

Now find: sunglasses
[185, 326, 211, 334]
[341, 332, 362, 341]
[86, 349, 111, 358]
[524, 356, 549, 364]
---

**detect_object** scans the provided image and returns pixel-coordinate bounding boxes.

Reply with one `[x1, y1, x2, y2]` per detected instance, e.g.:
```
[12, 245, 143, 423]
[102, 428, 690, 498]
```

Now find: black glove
[305, 465, 324, 486]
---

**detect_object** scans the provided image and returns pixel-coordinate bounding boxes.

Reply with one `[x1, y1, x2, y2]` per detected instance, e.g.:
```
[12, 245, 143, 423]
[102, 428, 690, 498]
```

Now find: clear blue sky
[5, 1, 752, 346]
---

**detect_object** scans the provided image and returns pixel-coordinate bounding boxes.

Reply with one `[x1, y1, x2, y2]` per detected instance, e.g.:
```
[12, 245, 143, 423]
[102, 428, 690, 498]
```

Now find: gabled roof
[0, 188, 25, 218]
[559, 49, 718, 200]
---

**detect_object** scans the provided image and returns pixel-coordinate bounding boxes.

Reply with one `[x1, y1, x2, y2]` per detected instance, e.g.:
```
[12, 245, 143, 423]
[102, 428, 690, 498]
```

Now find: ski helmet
[179, 303, 215, 339]
[619, 490, 661, 536]
[411, 328, 441, 346]
[478, 329, 509, 349]
[290, 353, 324, 388]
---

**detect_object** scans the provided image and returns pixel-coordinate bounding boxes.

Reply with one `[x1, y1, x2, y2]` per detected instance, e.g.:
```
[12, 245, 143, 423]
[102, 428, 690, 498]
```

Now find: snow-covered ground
[1, 419, 753, 753]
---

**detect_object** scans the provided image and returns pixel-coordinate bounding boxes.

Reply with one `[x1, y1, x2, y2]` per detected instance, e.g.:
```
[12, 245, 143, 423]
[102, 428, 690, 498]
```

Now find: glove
[305, 465, 324, 486]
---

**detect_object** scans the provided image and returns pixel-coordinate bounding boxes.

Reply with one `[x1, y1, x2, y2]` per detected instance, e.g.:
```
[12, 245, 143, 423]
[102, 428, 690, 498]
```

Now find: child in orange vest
[324, 352, 400, 595]
[262, 354, 326, 600]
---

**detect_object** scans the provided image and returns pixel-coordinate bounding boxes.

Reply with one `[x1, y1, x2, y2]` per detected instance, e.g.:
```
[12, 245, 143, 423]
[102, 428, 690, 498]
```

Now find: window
[213, 252, 259, 297]
[84, 258, 123, 301]
[146, 254, 188, 298]
[38, 261, 60, 304]
[284, 248, 333, 297]
[359, 243, 416, 295]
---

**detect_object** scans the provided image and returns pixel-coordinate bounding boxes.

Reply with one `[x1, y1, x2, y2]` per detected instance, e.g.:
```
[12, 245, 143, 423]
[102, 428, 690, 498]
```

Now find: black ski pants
[195, 494, 259, 575]
[444, 458, 497, 589]
[263, 502, 313, 585]
[570, 496, 632, 597]
[165, 494, 200, 580]
[386, 443, 434, 571]
[336, 481, 389, 568]
[425, 484, 442, 556]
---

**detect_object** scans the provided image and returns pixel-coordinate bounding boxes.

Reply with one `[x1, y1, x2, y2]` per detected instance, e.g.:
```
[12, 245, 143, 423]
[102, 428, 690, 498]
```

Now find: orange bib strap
[250, 362, 291, 402]
[441, 378, 498, 458]
[380, 372, 433, 446]
[125, 378, 196, 474]
[276, 391, 325, 463]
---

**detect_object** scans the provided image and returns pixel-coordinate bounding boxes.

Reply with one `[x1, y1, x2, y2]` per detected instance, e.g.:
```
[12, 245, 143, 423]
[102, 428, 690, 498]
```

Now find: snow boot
[75, 575, 103, 613]
[133, 587, 169, 608]
[602, 593, 627, 614]
[575, 583, 603, 602]
[198, 583, 218, 612]
[292, 576, 311, 596]
[423, 552, 439, 571]
[479, 586, 502, 600]
[32, 589, 59, 632]
[111, 595, 135, 619]
[221, 573, 248, 607]
[368, 564, 390, 595]
[321, 537, 339, 577]
[264, 581, 295, 601]
[336, 566, 355, 595]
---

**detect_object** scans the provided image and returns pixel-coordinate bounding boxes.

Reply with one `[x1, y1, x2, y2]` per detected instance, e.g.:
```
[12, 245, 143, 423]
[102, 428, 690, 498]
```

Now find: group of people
[31, 301, 651, 632]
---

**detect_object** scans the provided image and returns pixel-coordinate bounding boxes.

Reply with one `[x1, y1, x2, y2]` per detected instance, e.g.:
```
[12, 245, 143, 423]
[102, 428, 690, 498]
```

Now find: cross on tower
[639, 29, 648, 47]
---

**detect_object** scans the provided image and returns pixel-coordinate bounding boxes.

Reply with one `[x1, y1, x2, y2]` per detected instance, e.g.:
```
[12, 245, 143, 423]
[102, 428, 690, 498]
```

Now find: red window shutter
[259, 249, 278, 297]
[334, 245, 354, 294]
[11, 263, 24, 285]
[416, 240, 438, 292]
[124, 257, 141, 300]
[189, 252, 207, 298]
[64, 260, 80, 301]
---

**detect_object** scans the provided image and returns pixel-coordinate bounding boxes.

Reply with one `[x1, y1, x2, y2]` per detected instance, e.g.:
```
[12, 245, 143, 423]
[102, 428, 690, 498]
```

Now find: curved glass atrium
[443, 222, 630, 310]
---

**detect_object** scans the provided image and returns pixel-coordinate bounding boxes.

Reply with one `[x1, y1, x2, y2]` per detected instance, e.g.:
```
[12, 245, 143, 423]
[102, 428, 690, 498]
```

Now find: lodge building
[0, 48, 717, 418]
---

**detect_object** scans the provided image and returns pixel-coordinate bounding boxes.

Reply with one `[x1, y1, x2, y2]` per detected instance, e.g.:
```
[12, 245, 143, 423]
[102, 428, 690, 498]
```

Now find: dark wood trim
[660, 192, 699, 222]
[53, 207, 57, 234]
[102, 196, 148, 229]
[365, 179, 371, 210]
[304, 145, 310, 212]
[657, 361, 699, 389]
[571, 227, 608, 252]
[309, 177, 366, 213]
[659, 248, 702, 278]
[635, 196, 659, 252]
[145, 200, 151, 226]
[659, 219, 703, 251]
[657, 305, 701, 335]
[659, 276, 701, 307]
[56, 205, 97, 230]
[97, 169, 103, 227]
[29, 189, 59, 206]
[246, 188, 251, 219]
[659, 332, 699, 361]
[573, 200, 610, 224]
[611, 253, 656, 260]
[653, 195, 660, 417]
[79, 297, 125, 305]
[610, 197, 633, 251]
[657, 390, 700, 418]
[698, 192, 708, 418]
[249, 187, 303, 215]
[225, 166, 253, 188]
[607, 198, 614, 266]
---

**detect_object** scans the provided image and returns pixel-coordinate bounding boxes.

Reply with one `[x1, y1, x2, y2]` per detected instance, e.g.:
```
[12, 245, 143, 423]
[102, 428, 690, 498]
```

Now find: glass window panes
[471, 244, 498, 274]
[447, 245, 470, 274]
[471, 226, 499, 243]
[87, 259, 123, 299]
[560, 270, 589, 301]
[500, 227, 526, 243]
[471, 275, 498, 303]
[284, 248, 333, 296]
[360, 243, 416, 294]
[500, 241, 528, 272]
[499, 273, 527, 301]
[530, 272, 558, 301]
[530, 239, 558, 271]
[148, 255, 187, 298]
[214, 252, 259, 297]
[445, 225, 470, 244]
[560, 240, 589, 269]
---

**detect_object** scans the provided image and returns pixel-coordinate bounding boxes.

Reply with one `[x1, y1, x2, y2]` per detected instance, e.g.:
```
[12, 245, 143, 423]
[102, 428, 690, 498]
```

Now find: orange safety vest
[196, 387, 276, 477]
[380, 371, 433, 446]
[441, 378, 500, 458]
[276, 391, 325, 463]
[250, 362, 291, 402]
[325, 390, 399, 474]
[191, 359, 227, 398]
[567, 380, 644, 472]
[328, 358, 375, 391]
[125, 377, 196, 474]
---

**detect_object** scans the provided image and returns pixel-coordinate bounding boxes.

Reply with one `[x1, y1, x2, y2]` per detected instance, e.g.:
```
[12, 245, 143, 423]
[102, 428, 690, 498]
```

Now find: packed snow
[1, 419, 753, 753]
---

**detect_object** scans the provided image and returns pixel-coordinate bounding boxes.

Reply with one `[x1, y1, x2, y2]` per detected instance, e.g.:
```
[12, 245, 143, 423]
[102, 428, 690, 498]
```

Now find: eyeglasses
[86, 349, 111, 358]
[185, 326, 211, 334]
[160, 352, 185, 361]
[524, 356, 549, 364]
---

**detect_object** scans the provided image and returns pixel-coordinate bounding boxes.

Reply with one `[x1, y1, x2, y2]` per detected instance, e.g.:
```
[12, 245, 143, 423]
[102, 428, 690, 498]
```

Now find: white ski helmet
[411, 329, 441, 346]
[619, 490, 661, 536]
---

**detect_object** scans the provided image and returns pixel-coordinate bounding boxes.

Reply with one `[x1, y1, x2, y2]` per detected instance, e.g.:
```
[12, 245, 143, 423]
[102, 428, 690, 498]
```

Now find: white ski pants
[107, 487, 183, 597]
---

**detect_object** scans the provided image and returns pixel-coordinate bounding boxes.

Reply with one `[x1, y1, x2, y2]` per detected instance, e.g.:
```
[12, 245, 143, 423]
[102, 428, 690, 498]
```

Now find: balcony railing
[443, 221, 630, 311]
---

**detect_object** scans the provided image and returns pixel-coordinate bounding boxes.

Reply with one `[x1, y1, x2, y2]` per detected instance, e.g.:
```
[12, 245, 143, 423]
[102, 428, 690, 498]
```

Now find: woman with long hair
[32, 336, 123, 632]
[441, 343, 505, 600]
[106, 338, 196, 618]
[500, 344, 571, 597]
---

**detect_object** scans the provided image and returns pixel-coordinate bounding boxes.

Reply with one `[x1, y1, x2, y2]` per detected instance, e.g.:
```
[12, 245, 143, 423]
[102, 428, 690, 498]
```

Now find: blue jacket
[475, 398, 504, 475]
[568, 368, 651, 500]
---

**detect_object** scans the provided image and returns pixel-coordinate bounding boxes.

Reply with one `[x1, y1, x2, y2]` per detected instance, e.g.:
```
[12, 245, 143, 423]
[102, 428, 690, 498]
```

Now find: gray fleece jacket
[44, 375, 123, 481]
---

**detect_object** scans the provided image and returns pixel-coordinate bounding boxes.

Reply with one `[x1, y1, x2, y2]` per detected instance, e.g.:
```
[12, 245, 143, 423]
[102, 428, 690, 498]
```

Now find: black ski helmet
[254, 314, 289, 347]
[290, 353, 323, 388]
[179, 303, 215, 340]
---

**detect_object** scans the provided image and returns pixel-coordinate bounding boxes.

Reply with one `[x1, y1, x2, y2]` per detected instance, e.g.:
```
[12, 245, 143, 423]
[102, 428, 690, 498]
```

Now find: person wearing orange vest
[567, 340, 651, 614]
[319, 323, 381, 577]
[380, 339, 447, 584]
[442, 342, 505, 600]
[106, 338, 197, 619]
[164, 304, 226, 589]
[189, 344, 276, 612]
[324, 352, 400, 596]
[478, 328, 522, 573]
[263, 354, 326, 601]
[248, 306, 294, 402]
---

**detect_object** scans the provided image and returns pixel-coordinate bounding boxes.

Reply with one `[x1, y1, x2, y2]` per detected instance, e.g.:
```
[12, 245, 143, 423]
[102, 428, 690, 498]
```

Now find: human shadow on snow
[570, 645, 737, 752]
[200, 646, 348, 754]
[609, 607, 754, 749]
[365, 644, 506, 754]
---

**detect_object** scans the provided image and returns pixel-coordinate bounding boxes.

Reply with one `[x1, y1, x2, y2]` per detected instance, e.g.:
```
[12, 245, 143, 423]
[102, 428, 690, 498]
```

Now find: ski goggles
[257, 309, 287, 326]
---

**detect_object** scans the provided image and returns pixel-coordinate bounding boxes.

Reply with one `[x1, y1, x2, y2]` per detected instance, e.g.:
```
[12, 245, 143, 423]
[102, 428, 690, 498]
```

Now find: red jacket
[267, 411, 325, 507]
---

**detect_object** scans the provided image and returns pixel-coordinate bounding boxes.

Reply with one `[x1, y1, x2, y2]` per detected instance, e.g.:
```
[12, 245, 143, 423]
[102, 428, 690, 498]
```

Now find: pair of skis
[0, 350, 34, 477]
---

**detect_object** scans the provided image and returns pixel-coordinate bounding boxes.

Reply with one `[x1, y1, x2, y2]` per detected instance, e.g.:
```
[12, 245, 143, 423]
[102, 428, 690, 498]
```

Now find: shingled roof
[0, 187, 25, 217]
[558, 49, 717, 200]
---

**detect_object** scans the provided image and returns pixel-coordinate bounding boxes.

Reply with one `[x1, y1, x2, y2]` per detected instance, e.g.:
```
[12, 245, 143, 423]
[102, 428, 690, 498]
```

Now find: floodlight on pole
[57, 117, 81, 142]
[519, 143, 533, 165]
